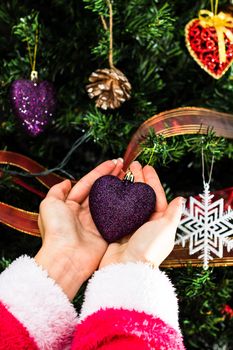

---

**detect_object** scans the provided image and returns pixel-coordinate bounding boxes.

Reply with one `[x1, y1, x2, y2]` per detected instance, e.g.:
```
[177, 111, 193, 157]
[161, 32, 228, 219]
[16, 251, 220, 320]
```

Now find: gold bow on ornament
[199, 10, 233, 63]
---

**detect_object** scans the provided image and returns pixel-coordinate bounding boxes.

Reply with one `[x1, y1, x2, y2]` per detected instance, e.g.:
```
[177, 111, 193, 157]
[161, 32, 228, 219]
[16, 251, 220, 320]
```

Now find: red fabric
[71, 308, 185, 350]
[0, 302, 38, 350]
[97, 336, 148, 350]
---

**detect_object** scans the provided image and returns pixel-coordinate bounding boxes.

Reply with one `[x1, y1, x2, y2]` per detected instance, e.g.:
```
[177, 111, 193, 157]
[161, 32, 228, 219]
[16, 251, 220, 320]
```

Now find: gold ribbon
[199, 10, 233, 63]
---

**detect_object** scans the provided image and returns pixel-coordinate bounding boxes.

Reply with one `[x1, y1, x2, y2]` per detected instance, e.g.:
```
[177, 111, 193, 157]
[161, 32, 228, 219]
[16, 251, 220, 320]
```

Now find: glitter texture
[89, 175, 156, 243]
[10, 79, 56, 136]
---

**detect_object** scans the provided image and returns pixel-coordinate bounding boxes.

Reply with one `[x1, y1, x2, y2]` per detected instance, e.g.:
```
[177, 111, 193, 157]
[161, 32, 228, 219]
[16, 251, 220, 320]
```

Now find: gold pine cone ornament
[86, 68, 131, 110]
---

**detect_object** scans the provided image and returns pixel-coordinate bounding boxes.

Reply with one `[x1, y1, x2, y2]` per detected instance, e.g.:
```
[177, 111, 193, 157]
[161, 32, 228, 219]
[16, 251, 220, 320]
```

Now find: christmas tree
[0, 1, 233, 348]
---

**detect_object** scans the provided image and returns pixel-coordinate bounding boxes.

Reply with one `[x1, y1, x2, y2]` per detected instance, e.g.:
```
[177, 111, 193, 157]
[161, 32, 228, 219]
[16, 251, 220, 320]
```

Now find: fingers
[67, 159, 124, 203]
[143, 165, 167, 212]
[164, 197, 185, 227]
[118, 169, 126, 180]
[129, 161, 144, 182]
[46, 180, 72, 201]
[110, 158, 124, 176]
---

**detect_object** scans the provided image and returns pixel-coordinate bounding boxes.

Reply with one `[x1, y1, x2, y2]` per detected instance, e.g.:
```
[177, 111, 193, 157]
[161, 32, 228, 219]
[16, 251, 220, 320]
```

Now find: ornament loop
[30, 70, 38, 82]
[201, 148, 215, 186]
[124, 171, 134, 182]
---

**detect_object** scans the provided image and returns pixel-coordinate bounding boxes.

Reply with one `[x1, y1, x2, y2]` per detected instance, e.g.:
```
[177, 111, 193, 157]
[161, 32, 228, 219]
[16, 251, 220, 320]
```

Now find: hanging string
[107, 0, 114, 68]
[210, 0, 214, 13]
[27, 28, 39, 73]
[214, 0, 219, 15]
[100, 0, 115, 68]
[210, 0, 219, 14]
[100, 15, 108, 31]
[201, 148, 215, 185]
[1, 131, 91, 179]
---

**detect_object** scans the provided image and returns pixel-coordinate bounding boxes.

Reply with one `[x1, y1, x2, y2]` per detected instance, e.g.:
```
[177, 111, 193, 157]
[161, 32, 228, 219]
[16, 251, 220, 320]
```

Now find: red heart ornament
[185, 18, 233, 79]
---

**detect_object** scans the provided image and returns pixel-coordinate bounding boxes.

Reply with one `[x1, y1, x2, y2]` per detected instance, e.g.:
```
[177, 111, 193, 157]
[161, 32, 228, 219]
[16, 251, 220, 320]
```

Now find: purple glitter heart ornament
[10, 78, 56, 136]
[89, 174, 156, 243]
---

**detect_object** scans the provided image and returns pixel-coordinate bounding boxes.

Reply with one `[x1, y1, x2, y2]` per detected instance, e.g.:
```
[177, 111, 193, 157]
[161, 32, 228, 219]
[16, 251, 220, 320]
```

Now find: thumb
[46, 180, 72, 201]
[164, 196, 185, 227]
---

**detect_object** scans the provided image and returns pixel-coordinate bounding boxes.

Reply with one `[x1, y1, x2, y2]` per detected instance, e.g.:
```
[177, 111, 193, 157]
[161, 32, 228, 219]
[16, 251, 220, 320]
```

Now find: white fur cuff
[0, 255, 78, 349]
[80, 262, 180, 332]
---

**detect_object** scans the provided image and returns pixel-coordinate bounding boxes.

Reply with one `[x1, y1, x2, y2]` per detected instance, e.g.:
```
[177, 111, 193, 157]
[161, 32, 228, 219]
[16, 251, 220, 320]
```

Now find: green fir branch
[168, 266, 233, 348]
[139, 129, 185, 166]
[83, 0, 109, 17]
[83, 107, 134, 154]
[0, 257, 11, 272]
[125, 2, 175, 50]
[12, 11, 40, 47]
[139, 129, 229, 167]
[90, 27, 110, 60]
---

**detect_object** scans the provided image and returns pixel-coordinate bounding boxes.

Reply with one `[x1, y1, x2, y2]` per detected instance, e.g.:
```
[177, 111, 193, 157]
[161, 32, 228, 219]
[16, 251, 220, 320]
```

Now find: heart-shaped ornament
[89, 174, 156, 243]
[185, 18, 233, 79]
[10, 78, 56, 136]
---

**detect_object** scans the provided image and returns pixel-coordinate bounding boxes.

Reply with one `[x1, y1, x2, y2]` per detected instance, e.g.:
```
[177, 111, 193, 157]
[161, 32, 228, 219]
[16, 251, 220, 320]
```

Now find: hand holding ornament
[35, 158, 124, 300]
[35, 159, 183, 300]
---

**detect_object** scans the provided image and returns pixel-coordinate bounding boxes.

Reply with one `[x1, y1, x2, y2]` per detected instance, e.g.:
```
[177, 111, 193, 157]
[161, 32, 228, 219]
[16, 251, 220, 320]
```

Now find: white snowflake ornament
[176, 182, 233, 269]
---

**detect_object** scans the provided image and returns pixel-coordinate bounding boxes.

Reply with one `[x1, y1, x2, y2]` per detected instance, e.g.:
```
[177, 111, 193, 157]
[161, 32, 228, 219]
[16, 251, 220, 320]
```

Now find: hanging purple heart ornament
[10, 71, 56, 136]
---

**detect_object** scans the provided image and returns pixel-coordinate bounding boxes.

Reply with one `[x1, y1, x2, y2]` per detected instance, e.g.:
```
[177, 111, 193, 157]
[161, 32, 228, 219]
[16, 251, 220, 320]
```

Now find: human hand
[35, 158, 124, 300]
[99, 161, 184, 269]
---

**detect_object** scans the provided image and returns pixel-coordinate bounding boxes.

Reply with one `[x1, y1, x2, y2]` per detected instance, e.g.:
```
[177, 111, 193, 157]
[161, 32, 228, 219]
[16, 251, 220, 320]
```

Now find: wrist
[34, 245, 86, 300]
[119, 250, 159, 268]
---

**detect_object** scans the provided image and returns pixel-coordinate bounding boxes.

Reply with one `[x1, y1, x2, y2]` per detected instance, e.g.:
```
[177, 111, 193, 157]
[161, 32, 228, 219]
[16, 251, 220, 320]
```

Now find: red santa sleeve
[0, 255, 78, 350]
[71, 262, 185, 350]
[0, 301, 38, 349]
